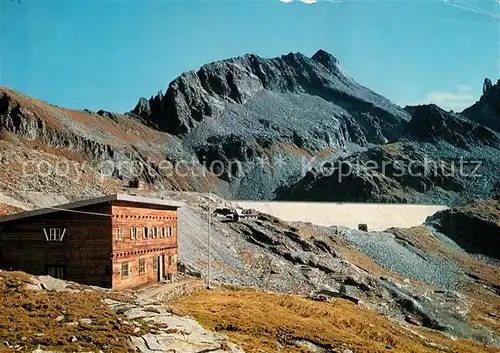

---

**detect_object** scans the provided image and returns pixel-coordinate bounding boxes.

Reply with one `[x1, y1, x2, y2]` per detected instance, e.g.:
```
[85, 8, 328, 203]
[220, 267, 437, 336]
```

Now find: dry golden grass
[0, 271, 136, 352]
[0, 203, 23, 216]
[170, 289, 498, 353]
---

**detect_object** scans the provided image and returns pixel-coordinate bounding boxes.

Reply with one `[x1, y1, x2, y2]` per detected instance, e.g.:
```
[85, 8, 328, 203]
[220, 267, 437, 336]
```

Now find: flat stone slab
[124, 308, 159, 320]
[107, 298, 243, 353]
[143, 333, 165, 351]
[37, 276, 68, 291]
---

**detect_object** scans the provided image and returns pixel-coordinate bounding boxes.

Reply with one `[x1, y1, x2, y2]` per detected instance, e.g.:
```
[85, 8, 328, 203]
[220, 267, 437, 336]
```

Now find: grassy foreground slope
[0, 271, 136, 352]
[170, 289, 498, 353]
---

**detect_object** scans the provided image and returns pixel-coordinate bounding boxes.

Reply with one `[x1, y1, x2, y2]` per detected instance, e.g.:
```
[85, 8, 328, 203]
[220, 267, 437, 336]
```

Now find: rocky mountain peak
[462, 77, 500, 132]
[130, 50, 409, 135]
[479, 77, 500, 107]
[132, 97, 152, 117]
[406, 103, 500, 149]
[483, 77, 493, 95]
[311, 49, 340, 72]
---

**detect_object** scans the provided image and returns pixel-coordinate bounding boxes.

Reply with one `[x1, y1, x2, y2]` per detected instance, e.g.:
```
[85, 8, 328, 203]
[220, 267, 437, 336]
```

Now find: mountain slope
[132, 50, 410, 141]
[405, 104, 500, 149]
[129, 50, 419, 199]
[0, 87, 219, 198]
[427, 196, 500, 260]
[2, 191, 499, 348]
[1, 52, 499, 204]
[278, 96, 500, 204]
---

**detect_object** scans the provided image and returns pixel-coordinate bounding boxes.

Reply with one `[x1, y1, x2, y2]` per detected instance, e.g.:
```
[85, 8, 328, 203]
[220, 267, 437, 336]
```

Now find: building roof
[0, 194, 183, 223]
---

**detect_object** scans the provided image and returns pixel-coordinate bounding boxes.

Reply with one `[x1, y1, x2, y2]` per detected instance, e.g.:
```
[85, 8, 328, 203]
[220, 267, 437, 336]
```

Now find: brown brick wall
[111, 203, 178, 290]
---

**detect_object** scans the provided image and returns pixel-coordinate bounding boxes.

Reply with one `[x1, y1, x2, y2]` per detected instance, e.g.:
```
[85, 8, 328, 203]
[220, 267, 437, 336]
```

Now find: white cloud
[439, 0, 500, 19]
[409, 85, 478, 112]
[457, 84, 471, 93]
[280, 0, 293, 3]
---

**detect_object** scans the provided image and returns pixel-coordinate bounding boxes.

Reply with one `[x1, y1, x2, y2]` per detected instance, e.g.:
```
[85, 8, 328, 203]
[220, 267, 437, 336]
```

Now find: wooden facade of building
[0, 195, 181, 289]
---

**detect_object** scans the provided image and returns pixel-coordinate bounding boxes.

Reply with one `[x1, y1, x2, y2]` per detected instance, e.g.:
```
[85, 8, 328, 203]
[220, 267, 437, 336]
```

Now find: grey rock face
[483, 77, 493, 95]
[427, 197, 500, 260]
[2, 52, 500, 204]
[38, 275, 69, 291]
[311, 49, 341, 72]
[104, 297, 244, 353]
[406, 104, 500, 149]
[0, 91, 169, 187]
[278, 143, 469, 203]
[462, 78, 500, 132]
[171, 195, 499, 345]
[132, 97, 152, 118]
[194, 134, 265, 182]
[128, 50, 417, 199]
[276, 96, 500, 204]
[133, 50, 409, 139]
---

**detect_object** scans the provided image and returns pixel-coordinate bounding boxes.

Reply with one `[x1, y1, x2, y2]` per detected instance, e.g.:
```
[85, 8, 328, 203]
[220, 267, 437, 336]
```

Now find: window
[167, 226, 172, 237]
[47, 266, 65, 279]
[152, 227, 158, 239]
[44, 228, 66, 242]
[115, 228, 124, 241]
[130, 227, 138, 240]
[168, 255, 176, 265]
[138, 258, 146, 274]
[152, 258, 158, 272]
[50, 228, 61, 241]
[121, 262, 129, 279]
[143, 227, 149, 239]
[161, 227, 166, 238]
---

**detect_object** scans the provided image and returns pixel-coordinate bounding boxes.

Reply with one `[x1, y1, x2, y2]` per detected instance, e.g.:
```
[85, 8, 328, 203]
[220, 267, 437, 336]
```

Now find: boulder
[109, 298, 244, 353]
[37, 276, 68, 292]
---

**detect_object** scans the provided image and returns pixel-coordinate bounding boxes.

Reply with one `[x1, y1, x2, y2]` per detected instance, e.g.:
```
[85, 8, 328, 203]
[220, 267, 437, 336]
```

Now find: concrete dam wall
[234, 201, 448, 231]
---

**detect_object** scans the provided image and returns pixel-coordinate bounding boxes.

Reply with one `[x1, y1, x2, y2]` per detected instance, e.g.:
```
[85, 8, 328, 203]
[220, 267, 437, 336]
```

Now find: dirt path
[136, 278, 205, 302]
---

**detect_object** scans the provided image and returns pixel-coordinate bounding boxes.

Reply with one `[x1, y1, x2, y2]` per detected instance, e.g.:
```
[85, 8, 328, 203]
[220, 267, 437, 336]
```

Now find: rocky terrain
[1, 50, 499, 204]
[128, 52, 500, 204]
[0, 87, 218, 197]
[132, 50, 409, 139]
[0, 193, 499, 352]
[462, 78, 500, 133]
[1, 50, 499, 352]
[0, 271, 241, 353]
[427, 196, 500, 261]
[174, 193, 500, 345]
[279, 104, 500, 204]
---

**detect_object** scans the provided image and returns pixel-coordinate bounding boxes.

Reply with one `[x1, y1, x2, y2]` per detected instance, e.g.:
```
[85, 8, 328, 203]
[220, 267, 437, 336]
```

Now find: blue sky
[1, 0, 498, 113]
